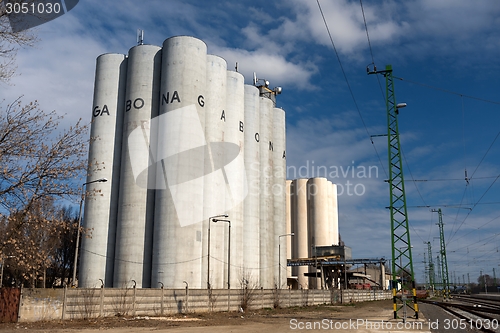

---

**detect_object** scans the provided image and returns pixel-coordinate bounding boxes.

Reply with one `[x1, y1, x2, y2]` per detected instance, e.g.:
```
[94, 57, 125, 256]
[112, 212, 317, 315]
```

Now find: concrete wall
[17, 288, 392, 322]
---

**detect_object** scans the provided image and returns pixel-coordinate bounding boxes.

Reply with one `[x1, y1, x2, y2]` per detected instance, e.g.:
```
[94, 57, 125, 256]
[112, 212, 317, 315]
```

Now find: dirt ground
[1, 299, 430, 333]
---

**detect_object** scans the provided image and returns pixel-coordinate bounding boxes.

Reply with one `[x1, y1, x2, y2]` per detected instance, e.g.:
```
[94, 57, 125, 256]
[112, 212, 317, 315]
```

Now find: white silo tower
[292, 178, 309, 289]
[243, 85, 261, 285]
[330, 182, 339, 245]
[224, 70, 246, 289]
[80, 53, 127, 288]
[285, 180, 293, 285]
[152, 36, 207, 289]
[113, 44, 162, 288]
[202, 54, 227, 289]
[272, 107, 286, 288]
[259, 96, 274, 288]
[307, 177, 329, 288]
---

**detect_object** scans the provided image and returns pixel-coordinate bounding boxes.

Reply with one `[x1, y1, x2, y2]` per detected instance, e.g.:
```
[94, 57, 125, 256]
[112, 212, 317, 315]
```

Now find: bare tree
[0, 1, 38, 82]
[0, 98, 87, 211]
[0, 199, 80, 287]
[0, 99, 88, 286]
[0, 5, 87, 288]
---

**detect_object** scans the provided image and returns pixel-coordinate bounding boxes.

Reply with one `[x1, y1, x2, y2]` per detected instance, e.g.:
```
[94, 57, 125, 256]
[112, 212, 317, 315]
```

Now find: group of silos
[79, 36, 287, 289]
[286, 178, 339, 289]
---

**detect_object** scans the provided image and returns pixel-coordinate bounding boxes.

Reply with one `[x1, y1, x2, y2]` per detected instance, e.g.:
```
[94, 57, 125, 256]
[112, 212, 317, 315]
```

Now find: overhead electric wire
[469, 129, 500, 180]
[359, 0, 374, 66]
[447, 213, 500, 246]
[316, 0, 387, 178]
[447, 172, 500, 244]
[402, 148, 428, 208]
[409, 176, 498, 182]
[394, 76, 500, 105]
[359, 0, 386, 101]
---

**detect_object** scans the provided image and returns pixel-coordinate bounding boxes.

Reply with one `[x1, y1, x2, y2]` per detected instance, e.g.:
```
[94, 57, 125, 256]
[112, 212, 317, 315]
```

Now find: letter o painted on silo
[133, 98, 144, 110]
[255, 133, 260, 142]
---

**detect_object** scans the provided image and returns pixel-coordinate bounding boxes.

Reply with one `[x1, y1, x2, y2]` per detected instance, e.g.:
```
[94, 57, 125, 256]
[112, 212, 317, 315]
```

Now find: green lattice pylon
[368, 64, 418, 320]
[433, 208, 450, 298]
[426, 241, 435, 291]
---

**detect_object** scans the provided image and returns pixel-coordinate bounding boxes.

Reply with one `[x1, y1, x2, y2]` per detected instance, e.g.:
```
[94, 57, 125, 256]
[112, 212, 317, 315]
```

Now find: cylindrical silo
[202, 54, 227, 289]
[327, 180, 334, 246]
[259, 97, 274, 288]
[292, 179, 308, 289]
[113, 44, 161, 288]
[285, 180, 292, 284]
[152, 36, 207, 289]
[272, 107, 286, 288]
[310, 178, 329, 247]
[80, 53, 127, 288]
[224, 70, 246, 289]
[331, 183, 339, 245]
[243, 85, 260, 286]
[308, 177, 328, 289]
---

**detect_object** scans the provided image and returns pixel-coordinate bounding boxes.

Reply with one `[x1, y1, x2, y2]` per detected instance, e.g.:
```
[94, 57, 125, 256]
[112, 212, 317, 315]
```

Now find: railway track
[453, 295, 500, 311]
[420, 298, 500, 333]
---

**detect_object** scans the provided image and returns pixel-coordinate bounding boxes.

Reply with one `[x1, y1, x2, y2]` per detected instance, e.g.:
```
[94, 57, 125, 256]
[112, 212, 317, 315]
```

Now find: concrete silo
[330, 183, 339, 245]
[242, 85, 260, 285]
[82, 35, 288, 290]
[80, 53, 127, 288]
[113, 44, 162, 288]
[272, 107, 286, 288]
[292, 179, 309, 289]
[224, 70, 246, 289]
[202, 55, 227, 289]
[307, 177, 329, 288]
[152, 36, 207, 289]
[309, 178, 330, 247]
[285, 180, 293, 285]
[259, 97, 274, 288]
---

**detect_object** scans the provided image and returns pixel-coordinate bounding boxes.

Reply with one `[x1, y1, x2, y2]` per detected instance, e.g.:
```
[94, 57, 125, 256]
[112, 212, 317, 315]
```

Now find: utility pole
[368, 64, 418, 320]
[423, 251, 428, 289]
[425, 242, 435, 291]
[435, 256, 440, 292]
[493, 268, 497, 289]
[433, 209, 449, 299]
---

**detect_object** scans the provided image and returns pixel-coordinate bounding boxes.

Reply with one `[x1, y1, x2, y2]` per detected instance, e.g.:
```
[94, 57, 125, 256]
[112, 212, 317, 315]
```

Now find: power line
[359, 0, 374, 65]
[394, 76, 500, 105]
[447, 214, 500, 246]
[409, 176, 498, 182]
[359, 0, 386, 118]
[316, 0, 387, 178]
[447, 172, 500, 244]
[470, 130, 500, 180]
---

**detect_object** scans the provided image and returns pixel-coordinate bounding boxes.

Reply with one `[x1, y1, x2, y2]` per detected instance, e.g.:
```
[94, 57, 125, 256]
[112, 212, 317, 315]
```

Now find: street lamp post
[278, 233, 294, 289]
[207, 214, 228, 289]
[213, 219, 231, 289]
[71, 178, 108, 287]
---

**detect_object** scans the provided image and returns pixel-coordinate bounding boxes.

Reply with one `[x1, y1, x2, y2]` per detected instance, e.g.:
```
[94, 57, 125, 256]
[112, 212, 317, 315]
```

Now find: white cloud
[213, 46, 318, 89]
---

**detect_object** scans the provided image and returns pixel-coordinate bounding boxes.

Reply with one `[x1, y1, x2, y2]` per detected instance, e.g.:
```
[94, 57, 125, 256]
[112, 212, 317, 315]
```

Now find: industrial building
[79, 35, 343, 290]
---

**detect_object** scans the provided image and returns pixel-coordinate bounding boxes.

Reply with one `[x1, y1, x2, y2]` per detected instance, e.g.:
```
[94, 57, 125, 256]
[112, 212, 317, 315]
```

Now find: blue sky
[1, 0, 499, 285]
